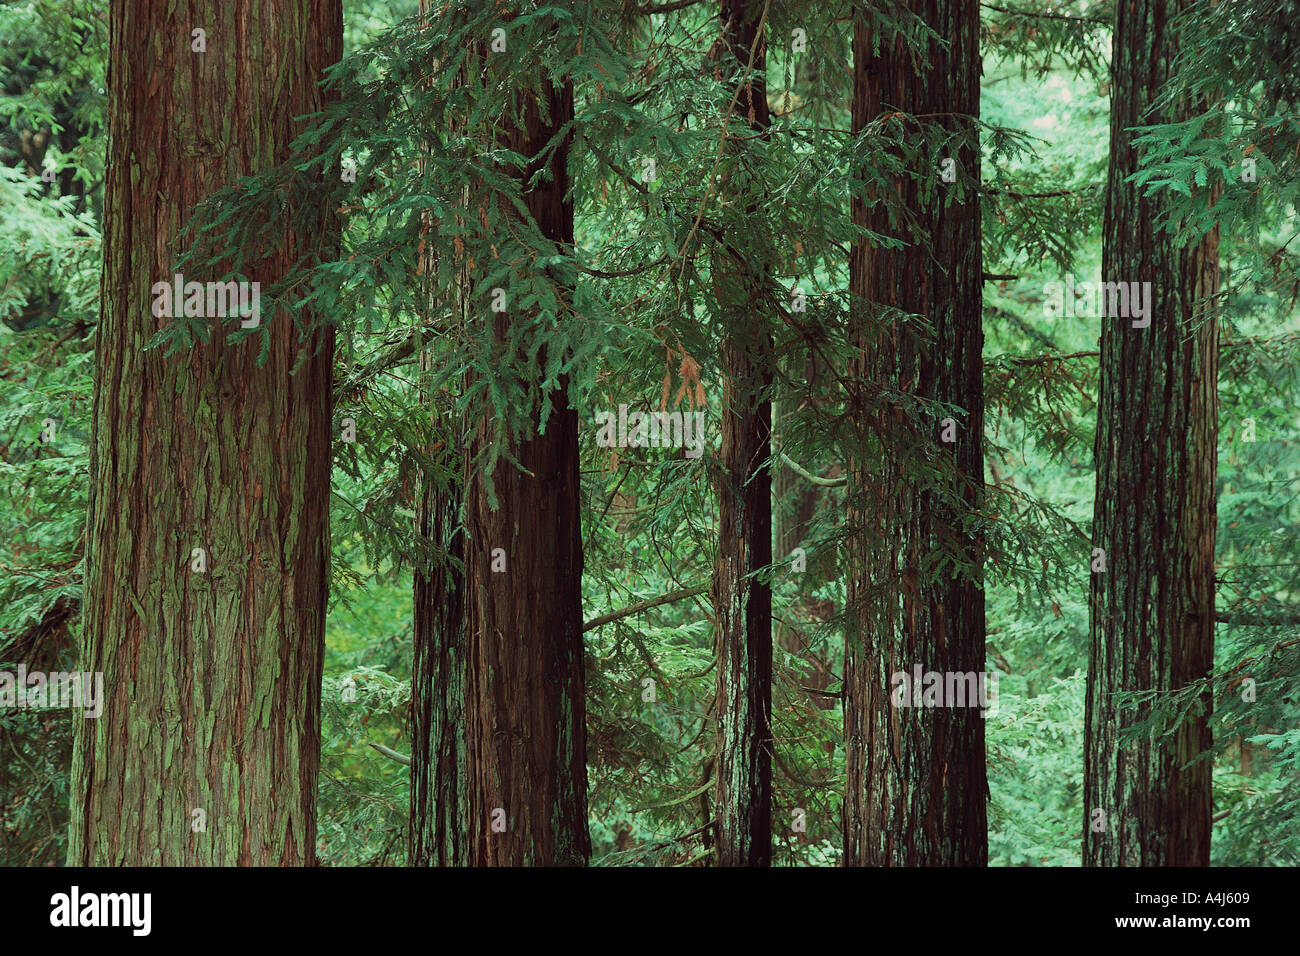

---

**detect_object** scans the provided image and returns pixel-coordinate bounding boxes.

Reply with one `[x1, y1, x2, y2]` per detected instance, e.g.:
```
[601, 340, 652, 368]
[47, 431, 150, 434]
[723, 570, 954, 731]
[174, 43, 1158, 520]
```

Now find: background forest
[1, 0, 1298, 867]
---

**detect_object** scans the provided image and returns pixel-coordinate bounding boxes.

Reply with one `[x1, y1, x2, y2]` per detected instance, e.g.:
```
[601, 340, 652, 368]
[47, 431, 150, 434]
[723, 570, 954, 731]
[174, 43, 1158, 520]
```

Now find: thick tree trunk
[459, 75, 591, 867]
[844, 0, 987, 866]
[69, 0, 341, 865]
[1083, 0, 1219, 867]
[711, 0, 774, 868]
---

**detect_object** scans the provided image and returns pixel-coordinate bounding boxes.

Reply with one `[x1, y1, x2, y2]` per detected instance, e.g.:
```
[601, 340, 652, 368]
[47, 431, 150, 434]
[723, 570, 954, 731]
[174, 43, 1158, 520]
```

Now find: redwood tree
[711, 0, 774, 868]
[69, 0, 342, 865]
[458, 54, 590, 869]
[409, 0, 468, 869]
[843, 0, 988, 866]
[1083, 0, 1220, 867]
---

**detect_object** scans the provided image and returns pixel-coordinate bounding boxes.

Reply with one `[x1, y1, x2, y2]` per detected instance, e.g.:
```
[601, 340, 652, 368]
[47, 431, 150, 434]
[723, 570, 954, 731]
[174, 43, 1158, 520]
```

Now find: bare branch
[779, 452, 846, 487]
[1216, 611, 1300, 627]
[981, 3, 1108, 26]
[583, 585, 709, 632]
[368, 743, 411, 766]
[633, 0, 705, 15]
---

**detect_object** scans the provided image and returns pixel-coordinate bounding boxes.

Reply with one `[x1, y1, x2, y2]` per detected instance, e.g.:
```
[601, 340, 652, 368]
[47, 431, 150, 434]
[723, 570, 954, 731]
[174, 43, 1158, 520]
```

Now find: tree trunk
[409, 0, 469, 869]
[459, 71, 591, 867]
[69, 0, 341, 865]
[409, 358, 468, 866]
[844, 0, 988, 867]
[1083, 0, 1219, 867]
[711, 0, 774, 868]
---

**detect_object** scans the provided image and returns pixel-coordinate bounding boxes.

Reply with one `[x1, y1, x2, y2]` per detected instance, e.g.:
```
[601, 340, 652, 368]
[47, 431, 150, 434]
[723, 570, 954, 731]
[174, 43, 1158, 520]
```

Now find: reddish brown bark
[844, 0, 988, 867]
[459, 73, 591, 867]
[69, 0, 341, 865]
[711, 0, 774, 868]
[1084, 0, 1219, 867]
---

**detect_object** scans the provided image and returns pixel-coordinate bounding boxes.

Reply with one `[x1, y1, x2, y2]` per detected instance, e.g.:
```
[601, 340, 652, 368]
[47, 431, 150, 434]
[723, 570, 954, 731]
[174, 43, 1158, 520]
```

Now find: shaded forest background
[1, 0, 1298, 866]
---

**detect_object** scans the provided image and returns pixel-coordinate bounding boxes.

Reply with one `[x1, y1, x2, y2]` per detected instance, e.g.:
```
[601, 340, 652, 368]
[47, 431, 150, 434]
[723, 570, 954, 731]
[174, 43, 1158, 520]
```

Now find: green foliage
[2, 0, 1297, 868]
